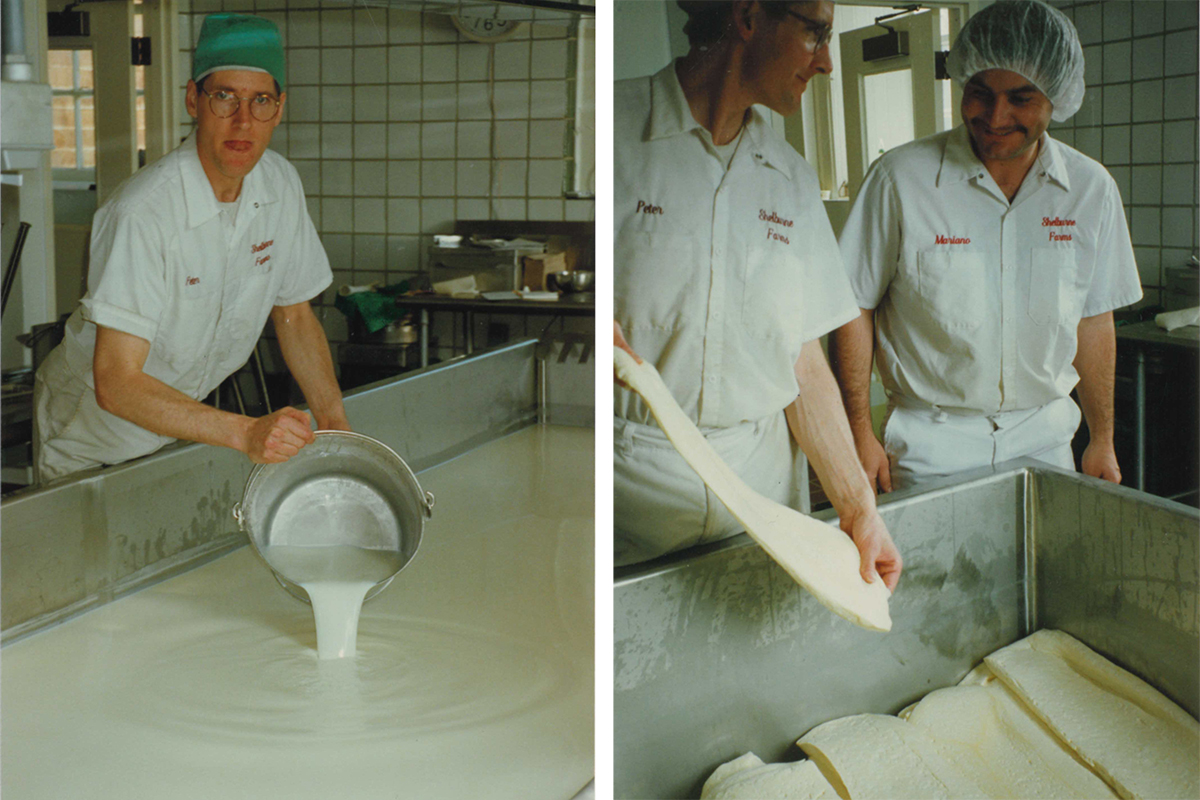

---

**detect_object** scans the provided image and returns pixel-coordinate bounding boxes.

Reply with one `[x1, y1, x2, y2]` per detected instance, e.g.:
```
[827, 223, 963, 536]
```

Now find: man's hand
[241, 407, 316, 464]
[1081, 439, 1121, 483]
[857, 434, 892, 494]
[840, 507, 902, 592]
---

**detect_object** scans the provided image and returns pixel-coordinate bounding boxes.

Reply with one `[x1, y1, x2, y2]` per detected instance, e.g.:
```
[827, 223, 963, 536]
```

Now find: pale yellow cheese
[985, 629, 1200, 800]
[614, 347, 892, 632]
[905, 682, 1118, 799]
[700, 753, 842, 800]
[798, 713, 987, 798]
[705, 631, 1195, 800]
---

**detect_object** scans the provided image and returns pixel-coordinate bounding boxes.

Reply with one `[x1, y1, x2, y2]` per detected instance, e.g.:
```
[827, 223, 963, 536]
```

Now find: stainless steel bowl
[233, 431, 434, 604]
[569, 271, 595, 292]
[550, 270, 575, 292]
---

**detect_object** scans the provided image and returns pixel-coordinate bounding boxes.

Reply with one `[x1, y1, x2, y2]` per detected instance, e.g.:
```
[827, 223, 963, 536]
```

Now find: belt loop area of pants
[614, 416, 636, 457]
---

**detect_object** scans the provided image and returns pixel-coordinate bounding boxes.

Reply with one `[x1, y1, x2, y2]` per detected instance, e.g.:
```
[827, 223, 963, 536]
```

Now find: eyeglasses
[785, 8, 834, 52]
[199, 86, 281, 122]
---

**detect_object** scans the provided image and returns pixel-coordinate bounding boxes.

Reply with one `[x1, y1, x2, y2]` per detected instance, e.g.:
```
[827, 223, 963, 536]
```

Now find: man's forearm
[827, 309, 877, 446]
[1073, 312, 1116, 443]
[95, 356, 252, 452]
[272, 301, 348, 429]
[787, 340, 875, 519]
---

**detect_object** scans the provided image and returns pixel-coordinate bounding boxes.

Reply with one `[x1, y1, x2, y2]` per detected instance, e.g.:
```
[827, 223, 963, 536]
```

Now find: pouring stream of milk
[259, 545, 405, 659]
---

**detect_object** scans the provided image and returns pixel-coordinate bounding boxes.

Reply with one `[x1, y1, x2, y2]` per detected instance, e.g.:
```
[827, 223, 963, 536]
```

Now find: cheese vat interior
[614, 463, 1200, 800]
[1, 339, 595, 799]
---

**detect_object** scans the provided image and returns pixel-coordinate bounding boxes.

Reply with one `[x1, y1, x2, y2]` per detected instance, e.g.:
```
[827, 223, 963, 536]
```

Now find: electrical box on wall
[862, 29, 909, 62]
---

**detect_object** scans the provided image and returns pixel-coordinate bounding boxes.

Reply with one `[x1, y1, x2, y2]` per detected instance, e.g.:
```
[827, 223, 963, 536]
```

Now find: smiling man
[33, 13, 349, 482]
[613, 1, 902, 593]
[828, 0, 1141, 492]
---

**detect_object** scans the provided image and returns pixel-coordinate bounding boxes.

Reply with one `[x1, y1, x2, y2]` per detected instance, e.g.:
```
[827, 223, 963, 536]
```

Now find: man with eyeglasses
[614, 1, 902, 592]
[33, 13, 349, 482]
[829, 0, 1141, 493]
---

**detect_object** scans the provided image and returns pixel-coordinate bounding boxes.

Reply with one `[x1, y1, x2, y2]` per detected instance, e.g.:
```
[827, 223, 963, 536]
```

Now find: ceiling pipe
[2, 0, 35, 81]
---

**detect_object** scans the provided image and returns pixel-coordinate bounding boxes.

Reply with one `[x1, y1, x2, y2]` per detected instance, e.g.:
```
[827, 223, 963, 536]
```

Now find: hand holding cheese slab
[613, 347, 893, 632]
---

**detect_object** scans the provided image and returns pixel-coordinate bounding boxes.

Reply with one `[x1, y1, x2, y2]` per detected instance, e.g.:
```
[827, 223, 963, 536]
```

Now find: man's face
[185, 70, 285, 188]
[961, 69, 1053, 163]
[743, 1, 834, 117]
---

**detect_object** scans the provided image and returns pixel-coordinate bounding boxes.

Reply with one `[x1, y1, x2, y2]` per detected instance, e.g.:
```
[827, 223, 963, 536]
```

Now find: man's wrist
[832, 486, 877, 527]
[1085, 424, 1114, 447]
[230, 414, 254, 454]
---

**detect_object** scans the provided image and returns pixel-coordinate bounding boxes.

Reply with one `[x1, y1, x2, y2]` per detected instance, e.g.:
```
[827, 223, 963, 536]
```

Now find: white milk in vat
[260, 545, 406, 659]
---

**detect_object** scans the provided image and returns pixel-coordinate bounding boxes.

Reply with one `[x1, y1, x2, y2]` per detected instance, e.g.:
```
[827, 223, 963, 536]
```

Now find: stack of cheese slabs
[701, 630, 1199, 799]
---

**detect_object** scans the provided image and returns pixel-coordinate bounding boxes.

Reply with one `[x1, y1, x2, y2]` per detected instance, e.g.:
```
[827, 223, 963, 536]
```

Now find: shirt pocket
[1027, 247, 1077, 326]
[916, 249, 987, 330]
[615, 230, 699, 331]
[741, 244, 805, 341]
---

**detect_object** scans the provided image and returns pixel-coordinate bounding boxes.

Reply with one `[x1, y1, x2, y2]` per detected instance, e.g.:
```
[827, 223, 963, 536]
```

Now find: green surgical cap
[193, 13, 286, 90]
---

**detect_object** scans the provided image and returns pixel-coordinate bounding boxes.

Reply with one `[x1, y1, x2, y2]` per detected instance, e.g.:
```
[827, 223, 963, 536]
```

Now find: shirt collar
[647, 61, 703, 141]
[1034, 133, 1071, 192]
[938, 124, 1070, 192]
[937, 125, 988, 187]
[646, 61, 798, 183]
[178, 130, 277, 229]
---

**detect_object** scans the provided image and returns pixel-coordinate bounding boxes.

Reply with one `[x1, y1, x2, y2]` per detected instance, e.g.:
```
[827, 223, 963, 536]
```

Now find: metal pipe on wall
[1, 0, 34, 82]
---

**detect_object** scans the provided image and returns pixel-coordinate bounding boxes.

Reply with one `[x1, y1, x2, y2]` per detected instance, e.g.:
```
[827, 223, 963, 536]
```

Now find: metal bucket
[232, 431, 434, 604]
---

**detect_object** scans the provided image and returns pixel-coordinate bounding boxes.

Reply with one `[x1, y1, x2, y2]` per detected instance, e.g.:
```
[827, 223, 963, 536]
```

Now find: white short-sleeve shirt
[37, 132, 332, 466]
[840, 125, 1142, 414]
[615, 63, 859, 430]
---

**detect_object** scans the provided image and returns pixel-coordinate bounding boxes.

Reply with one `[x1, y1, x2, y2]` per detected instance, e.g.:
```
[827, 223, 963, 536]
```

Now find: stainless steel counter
[614, 463, 1199, 799]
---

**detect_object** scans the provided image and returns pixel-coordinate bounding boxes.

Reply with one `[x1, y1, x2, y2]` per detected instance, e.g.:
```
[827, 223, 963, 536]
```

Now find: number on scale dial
[451, 14, 524, 43]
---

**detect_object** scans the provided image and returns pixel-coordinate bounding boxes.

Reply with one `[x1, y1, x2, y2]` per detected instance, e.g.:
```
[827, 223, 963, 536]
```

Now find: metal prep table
[1, 339, 594, 800]
[614, 463, 1200, 799]
[1113, 320, 1199, 503]
[399, 293, 595, 367]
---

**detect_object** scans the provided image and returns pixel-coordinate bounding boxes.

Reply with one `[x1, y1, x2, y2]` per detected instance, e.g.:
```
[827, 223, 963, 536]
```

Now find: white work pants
[883, 395, 1080, 491]
[614, 411, 805, 566]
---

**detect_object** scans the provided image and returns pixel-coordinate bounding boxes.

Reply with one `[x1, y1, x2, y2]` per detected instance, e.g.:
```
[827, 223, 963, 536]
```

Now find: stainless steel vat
[614, 462, 1200, 799]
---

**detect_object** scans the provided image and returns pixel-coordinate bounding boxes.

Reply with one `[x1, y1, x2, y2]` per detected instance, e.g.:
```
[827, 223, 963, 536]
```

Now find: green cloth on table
[335, 282, 409, 333]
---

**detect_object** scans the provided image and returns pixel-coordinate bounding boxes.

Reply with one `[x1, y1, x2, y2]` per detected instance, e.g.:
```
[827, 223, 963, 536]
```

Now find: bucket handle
[232, 502, 245, 531]
[423, 491, 435, 518]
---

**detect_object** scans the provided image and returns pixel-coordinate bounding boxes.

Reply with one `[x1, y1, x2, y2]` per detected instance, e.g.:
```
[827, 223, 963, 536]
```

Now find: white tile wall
[1050, 1, 1198, 304]
[321, 160, 352, 195]
[180, 3, 592, 354]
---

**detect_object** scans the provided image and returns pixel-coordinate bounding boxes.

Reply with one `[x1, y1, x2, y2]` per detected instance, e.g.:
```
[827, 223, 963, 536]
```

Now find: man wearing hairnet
[829, 0, 1141, 492]
[34, 13, 350, 482]
[614, 1, 902, 592]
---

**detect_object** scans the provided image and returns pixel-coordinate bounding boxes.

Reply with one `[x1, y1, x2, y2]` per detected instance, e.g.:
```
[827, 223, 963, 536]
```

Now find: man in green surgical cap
[33, 13, 351, 482]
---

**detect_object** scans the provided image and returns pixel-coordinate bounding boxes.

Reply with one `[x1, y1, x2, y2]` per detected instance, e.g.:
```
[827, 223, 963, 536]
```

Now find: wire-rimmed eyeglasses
[199, 86, 282, 122]
[785, 8, 834, 52]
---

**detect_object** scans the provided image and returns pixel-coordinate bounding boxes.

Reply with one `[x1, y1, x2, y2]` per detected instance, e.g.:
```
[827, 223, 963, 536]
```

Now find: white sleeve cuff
[80, 299, 159, 342]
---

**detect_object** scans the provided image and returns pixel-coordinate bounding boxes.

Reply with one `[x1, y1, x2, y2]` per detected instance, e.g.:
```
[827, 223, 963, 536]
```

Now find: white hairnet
[946, 0, 1085, 122]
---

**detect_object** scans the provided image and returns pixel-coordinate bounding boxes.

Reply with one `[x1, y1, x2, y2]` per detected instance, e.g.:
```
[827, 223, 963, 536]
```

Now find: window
[49, 49, 96, 174]
[134, 4, 146, 160]
[799, 5, 956, 200]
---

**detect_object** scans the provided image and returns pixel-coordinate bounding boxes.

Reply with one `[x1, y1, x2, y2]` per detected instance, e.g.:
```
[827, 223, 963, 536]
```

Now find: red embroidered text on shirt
[1043, 217, 1075, 241]
[251, 239, 274, 253]
[635, 200, 663, 215]
[934, 235, 971, 244]
[186, 276, 200, 286]
[760, 210, 793, 244]
[759, 210, 793, 227]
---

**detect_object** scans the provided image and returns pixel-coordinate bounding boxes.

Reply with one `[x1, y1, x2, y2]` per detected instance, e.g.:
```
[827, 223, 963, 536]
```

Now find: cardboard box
[522, 252, 567, 291]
